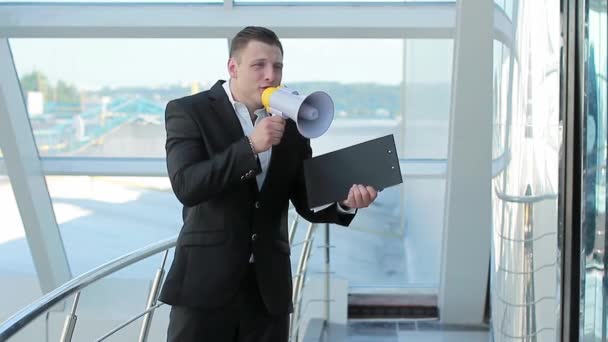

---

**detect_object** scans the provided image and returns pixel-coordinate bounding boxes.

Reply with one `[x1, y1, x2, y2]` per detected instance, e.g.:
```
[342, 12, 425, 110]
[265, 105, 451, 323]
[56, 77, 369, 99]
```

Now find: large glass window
[402, 39, 453, 159]
[45, 176, 181, 276]
[10, 39, 228, 157]
[0, 149, 41, 323]
[283, 39, 450, 290]
[281, 39, 403, 155]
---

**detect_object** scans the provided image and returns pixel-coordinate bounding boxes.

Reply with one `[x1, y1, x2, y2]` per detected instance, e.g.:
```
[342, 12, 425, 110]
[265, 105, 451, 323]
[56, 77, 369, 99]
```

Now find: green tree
[20, 71, 51, 99]
[54, 80, 80, 103]
[20, 71, 81, 104]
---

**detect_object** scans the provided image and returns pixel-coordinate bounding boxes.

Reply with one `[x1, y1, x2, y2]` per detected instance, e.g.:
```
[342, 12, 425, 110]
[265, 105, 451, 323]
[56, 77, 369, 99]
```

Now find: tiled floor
[347, 321, 490, 342]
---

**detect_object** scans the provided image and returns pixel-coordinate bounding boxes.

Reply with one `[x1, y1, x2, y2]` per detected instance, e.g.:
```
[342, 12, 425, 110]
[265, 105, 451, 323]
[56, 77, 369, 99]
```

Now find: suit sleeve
[289, 138, 356, 227]
[165, 100, 261, 207]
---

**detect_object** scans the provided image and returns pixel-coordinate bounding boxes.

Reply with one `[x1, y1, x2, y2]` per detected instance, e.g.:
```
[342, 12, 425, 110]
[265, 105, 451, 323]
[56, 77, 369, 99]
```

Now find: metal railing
[0, 214, 330, 342]
[0, 236, 176, 341]
[493, 184, 559, 340]
[289, 222, 332, 342]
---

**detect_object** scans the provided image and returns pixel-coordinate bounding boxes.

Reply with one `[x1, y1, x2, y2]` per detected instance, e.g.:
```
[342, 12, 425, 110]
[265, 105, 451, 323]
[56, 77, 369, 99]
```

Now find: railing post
[138, 250, 169, 342]
[290, 222, 316, 341]
[522, 185, 537, 341]
[288, 215, 299, 245]
[324, 223, 330, 325]
[59, 292, 81, 342]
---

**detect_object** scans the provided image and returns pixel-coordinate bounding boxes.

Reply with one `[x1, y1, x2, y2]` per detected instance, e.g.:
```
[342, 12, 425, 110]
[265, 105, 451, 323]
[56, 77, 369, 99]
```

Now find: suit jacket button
[251, 233, 258, 241]
[254, 201, 261, 209]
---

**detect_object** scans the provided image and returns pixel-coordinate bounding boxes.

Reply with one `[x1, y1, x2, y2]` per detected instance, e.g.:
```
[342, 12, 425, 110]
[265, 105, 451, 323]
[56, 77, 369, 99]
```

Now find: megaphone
[261, 86, 334, 139]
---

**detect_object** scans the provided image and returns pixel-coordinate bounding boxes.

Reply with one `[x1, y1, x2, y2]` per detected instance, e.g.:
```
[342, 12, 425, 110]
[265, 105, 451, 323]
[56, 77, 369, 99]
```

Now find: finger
[270, 130, 284, 140]
[270, 120, 285, 128]
[270, 124, 285, 134]
[358, 184, 370, 205]
[345, 186, 355, 207]
[366, 186, 378, 201]
[267, 123, 285, 134]
[269, 116, 286, 124]
[269, 115, 285, 122]
[352, 185, 363, 207]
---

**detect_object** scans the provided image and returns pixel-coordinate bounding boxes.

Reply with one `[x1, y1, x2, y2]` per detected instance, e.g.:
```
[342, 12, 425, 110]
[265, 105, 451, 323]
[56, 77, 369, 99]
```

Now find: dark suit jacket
[158, 80, 355, 315]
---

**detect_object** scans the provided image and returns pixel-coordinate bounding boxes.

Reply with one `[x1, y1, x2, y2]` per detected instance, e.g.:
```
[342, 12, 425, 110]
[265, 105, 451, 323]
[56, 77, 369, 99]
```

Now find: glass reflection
[580, 0, 608, 340]
[491, 0, 560, 340]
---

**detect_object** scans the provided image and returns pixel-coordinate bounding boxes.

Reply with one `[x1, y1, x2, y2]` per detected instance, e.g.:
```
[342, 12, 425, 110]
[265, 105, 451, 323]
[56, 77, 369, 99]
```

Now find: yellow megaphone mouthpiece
[261, 86, 281, 113]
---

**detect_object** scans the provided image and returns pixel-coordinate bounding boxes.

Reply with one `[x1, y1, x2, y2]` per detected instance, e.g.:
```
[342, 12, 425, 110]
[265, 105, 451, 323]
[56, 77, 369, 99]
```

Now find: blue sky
[10, 38, 453, 90]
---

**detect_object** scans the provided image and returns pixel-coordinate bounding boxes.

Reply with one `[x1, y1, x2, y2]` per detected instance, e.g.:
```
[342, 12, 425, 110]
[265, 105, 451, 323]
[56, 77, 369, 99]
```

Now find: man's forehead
[240, 41, 283, 59]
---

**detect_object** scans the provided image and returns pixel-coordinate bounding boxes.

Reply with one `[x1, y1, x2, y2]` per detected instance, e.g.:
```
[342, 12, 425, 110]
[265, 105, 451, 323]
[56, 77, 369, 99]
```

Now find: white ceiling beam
[0, 4, 514, 47]
[0, 3, 456, 38]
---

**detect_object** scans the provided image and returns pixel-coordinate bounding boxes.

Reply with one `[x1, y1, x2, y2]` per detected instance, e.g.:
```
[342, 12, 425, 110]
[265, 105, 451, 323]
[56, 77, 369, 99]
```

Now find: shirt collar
[222, 80, 268, 117]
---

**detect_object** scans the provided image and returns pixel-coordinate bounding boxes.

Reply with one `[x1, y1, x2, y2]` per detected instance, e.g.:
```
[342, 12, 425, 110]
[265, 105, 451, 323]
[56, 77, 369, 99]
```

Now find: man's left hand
[341, 184, 378, 209]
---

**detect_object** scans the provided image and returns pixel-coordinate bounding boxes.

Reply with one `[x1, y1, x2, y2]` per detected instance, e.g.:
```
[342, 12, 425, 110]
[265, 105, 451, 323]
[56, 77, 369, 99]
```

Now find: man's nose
[264, 66, 277, 83]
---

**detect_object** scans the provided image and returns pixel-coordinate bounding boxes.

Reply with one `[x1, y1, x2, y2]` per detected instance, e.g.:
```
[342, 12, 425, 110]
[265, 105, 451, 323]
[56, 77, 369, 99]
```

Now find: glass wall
[7, 36, 454, 292]
[45, 176, 181, 276]
[10, 38, 228, 158]
[402, 39, 453, 160]
[284, 38, 452, 290]
[580, 0, 608, 340]
[490, 0, 561, 340]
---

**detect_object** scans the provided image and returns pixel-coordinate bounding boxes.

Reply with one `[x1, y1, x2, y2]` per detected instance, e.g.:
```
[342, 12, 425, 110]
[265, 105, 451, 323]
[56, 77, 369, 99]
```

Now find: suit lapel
[208, 80, 244, 143]
[208, 80, 259, 195]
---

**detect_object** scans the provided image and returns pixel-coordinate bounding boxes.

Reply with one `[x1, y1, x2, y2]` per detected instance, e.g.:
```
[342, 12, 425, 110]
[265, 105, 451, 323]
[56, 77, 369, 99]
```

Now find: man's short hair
[230, 26, 284, 59]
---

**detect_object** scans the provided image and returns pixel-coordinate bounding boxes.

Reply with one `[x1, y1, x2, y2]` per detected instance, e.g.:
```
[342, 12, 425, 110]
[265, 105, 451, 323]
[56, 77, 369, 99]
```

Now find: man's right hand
[250, 116, 286, 153]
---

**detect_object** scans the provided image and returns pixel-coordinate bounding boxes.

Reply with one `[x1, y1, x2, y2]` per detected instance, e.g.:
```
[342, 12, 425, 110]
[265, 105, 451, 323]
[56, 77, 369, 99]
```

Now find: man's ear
[228, 57, 238, 78]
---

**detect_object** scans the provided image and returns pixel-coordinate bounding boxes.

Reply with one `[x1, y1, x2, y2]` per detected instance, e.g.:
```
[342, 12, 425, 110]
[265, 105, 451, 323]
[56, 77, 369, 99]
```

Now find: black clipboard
[303, 134, 403, 209]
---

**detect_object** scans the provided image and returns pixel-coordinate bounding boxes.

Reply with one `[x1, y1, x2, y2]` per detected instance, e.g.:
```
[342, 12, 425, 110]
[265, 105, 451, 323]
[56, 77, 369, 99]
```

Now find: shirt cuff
[336, 202, 356, 214]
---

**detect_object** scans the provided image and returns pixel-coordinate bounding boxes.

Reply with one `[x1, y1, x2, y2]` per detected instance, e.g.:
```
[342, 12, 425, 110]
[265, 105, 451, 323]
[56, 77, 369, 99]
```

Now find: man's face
[228, 40, 283, 110]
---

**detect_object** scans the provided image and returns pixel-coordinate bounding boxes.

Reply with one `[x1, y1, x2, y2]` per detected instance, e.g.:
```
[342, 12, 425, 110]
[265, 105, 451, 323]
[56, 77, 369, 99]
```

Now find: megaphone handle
[268, 107, 287, 118]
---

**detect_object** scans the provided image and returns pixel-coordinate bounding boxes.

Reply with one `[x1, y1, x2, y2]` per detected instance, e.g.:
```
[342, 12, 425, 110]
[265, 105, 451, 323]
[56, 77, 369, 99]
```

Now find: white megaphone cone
[261, 86, 334, 139]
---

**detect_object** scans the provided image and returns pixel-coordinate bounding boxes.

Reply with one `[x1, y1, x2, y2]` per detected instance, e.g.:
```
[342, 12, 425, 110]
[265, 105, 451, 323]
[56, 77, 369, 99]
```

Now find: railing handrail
[0, 235, 178, 341]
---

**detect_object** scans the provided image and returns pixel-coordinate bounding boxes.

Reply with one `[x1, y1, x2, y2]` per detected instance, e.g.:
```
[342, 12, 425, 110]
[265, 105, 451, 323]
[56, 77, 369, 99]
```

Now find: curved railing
[0, 214, 329, 342]
[0, 236, 176, 341]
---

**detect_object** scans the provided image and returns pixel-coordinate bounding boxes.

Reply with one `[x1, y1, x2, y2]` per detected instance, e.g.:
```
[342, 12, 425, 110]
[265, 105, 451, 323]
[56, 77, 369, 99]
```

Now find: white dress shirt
[223, 81, 271, 191]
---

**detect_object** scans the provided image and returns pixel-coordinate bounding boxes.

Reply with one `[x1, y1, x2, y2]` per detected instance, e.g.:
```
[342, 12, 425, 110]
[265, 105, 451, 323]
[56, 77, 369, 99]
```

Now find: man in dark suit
[159, 26, 378, 342]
